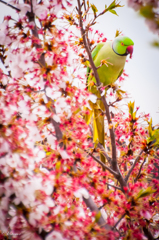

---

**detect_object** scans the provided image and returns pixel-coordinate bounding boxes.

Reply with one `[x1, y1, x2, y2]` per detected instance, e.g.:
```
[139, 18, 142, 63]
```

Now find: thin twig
[105, 182, 122, 191]
[134, 157, 146, 183]
[125, 150, 144, 183]
[112, 212, 126, 230]
[97, 142, 111, 163]
[88, 152, 119, 177]
[0, 0, 20, 11]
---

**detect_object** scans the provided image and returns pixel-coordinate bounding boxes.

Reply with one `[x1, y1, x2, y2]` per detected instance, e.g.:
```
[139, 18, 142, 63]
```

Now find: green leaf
[109, 9, 118, 16]
[94, 211, 101, 222]
[132, 111, 136, 120]
[107, 0, 116, 10]
[128, 101, 134, 116]
[91, 4, 98, 14]
[136, 187, 156, 200]
[148, 118, 153, 137]
[115, 29, 122, 37]
[147, 128, 159, 146]
[107, 0, 124, 11]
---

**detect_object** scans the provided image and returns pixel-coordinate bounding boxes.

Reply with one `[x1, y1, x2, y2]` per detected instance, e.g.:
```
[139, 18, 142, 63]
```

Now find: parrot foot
[96, 82, 103, 89]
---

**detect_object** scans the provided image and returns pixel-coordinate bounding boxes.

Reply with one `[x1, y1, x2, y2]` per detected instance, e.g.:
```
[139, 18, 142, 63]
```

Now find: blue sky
[0, 0, 159, 125]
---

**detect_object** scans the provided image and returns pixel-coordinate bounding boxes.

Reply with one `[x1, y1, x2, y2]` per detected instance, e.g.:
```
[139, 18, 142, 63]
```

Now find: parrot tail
[93, 108, 105, 165]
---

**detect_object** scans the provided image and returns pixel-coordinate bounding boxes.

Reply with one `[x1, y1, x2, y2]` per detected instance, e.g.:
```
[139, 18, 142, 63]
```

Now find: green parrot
[86, 35, 134, 164]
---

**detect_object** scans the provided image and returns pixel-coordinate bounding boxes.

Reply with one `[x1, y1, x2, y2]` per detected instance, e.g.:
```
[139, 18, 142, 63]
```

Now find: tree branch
[97, 142, 111, 163]
[112, 212, 126, 230]
[77, 0, 127, 191]
[143, 226, 155, 240]
[88, 152, 119, 177]
[0, 0, 20, 11]
[83, 195, 111, 231]
[77, 0, 117, 172]
[26, 1, 63, 143]
[134, 157, 146, 183]
[106, 182, 122, 191]
[125, 150, 144, 183]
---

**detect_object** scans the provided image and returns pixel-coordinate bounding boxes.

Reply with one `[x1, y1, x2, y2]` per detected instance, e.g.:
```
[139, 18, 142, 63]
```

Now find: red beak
[126, 45, 133, 59]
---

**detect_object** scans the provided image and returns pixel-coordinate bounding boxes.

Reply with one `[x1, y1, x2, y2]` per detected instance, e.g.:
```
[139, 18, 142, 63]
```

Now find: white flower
[74, 188, 89, 199]
[0, 21, 12, 45]
[21, 229, 42, 240]
[18, 51, 34, 71]
[0, 139, 10, 153]
[59, 81, 66, 90]
[5, 49, 35, 79]
[55, 97, 67, 114]
[17, 1, 48, 20]
[9, 216, 18, 229]
[0, 196, 9, 211]
[42, 181, 53, 195]
[88, 94, 97, 103]
[54, 205, 61, 215]
[6, 153, 21, 169]
[46, 231, 66, 240]
[46, 87, 61, 100]
[32, 105, 48, 117]
[59, 150, 70, 159]
[45, 197, 55, 208]
[64, 221, 72, 226]
[53, 114, 61, 123]
[46, 134, 56, 148]
[101, 89, 105, 96]
[77, 207, 86, 219]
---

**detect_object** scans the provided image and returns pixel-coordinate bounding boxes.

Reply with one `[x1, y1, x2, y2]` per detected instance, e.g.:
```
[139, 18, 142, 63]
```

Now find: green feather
[87, 42, 104, 78]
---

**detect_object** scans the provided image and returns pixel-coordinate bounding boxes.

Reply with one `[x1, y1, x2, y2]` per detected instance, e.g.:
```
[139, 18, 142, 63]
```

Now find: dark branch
[134, 157, 146, 183]
[97, 142, 111, 163]
[143, 226, 155, 240]
[0, 0, 20, 11]
[83, 195, 111, 231]
[77, 0, 127, 191]
[112, 213, 126, 230]
[106, 182, 122, 191]
[88, 152, 119, 177]
[125, 150, 144, 183]
[77, 0, 117, 171]
[26, 1, 63, 143]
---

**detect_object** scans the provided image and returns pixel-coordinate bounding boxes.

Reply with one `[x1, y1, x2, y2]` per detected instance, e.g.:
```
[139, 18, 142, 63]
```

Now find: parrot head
[112, 36, 134, 58]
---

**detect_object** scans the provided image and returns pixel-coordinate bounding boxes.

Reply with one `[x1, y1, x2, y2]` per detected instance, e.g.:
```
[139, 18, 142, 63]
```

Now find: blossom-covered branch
[77, 0, 127, 191]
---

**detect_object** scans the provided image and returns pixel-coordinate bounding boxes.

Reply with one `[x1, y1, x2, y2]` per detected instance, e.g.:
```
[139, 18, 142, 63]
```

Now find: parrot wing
[87, 42, 105, 78]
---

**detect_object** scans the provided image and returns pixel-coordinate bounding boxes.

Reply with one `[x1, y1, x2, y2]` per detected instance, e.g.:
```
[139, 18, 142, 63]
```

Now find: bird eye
[121, 42, 124, 46]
